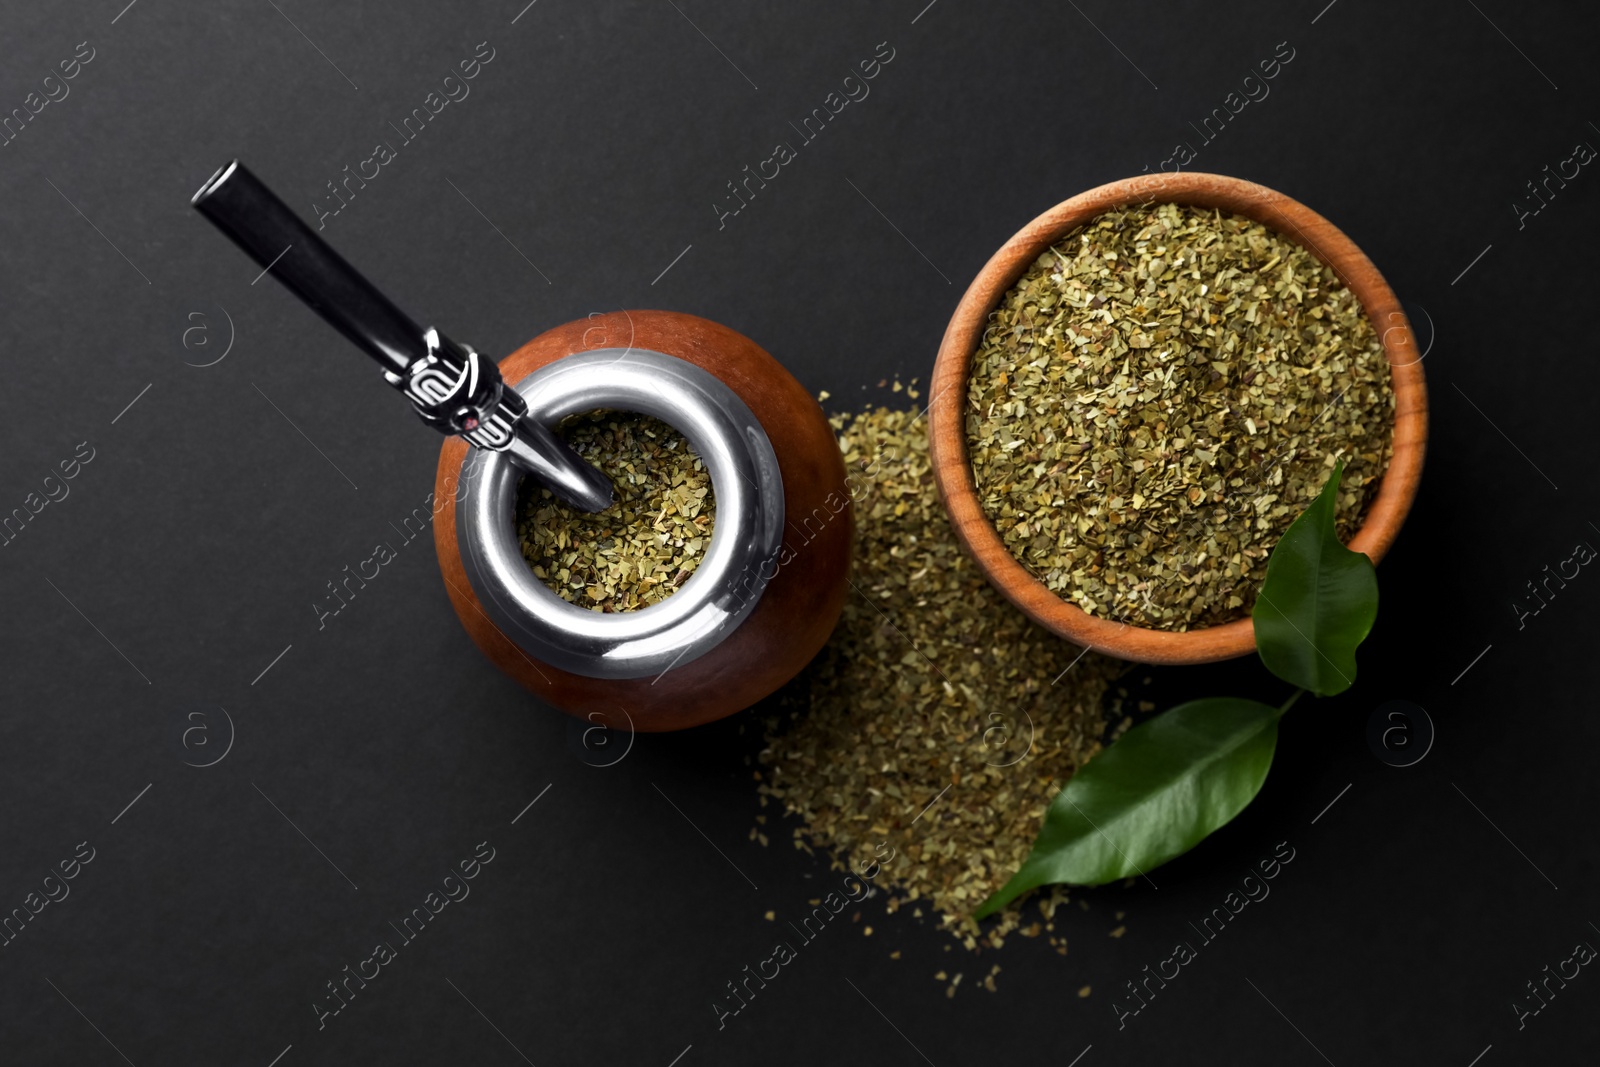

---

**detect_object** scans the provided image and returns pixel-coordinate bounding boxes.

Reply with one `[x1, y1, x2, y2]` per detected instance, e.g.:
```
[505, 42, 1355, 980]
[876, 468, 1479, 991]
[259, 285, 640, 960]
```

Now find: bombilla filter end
[504, 421, 616, 513]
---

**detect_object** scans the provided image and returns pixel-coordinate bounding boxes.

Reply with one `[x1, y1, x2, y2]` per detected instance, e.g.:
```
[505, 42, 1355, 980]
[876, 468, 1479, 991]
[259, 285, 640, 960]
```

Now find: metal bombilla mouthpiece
[190, 159, 613, 514]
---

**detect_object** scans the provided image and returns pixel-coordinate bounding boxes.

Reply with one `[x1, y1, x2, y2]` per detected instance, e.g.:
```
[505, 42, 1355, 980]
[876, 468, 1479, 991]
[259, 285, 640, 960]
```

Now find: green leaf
[1251, 463, 1379, 696]
[974, 697, 1283, 916]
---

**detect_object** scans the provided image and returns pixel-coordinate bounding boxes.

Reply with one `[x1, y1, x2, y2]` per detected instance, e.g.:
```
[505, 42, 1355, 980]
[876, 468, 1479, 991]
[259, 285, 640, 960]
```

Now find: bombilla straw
[191, 160, 614, 514]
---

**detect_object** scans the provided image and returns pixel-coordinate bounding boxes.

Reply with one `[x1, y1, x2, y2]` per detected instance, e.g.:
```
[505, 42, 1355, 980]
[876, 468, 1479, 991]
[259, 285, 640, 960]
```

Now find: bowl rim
[927, 171, 1428, 666]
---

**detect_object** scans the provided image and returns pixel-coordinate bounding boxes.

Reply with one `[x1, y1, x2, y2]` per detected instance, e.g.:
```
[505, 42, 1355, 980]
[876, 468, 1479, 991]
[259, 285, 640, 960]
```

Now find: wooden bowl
[433, 310, 852, 731]
[928, 173, 1427, 666]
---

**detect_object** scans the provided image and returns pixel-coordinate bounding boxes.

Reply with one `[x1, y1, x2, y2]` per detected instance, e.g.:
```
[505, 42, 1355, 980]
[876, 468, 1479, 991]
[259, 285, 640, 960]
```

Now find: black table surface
[2, 1, 1596, 1063]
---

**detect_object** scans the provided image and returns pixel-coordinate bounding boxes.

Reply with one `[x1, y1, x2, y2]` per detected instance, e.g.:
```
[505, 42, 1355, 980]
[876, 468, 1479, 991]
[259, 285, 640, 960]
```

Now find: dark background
[1, 0, 1595, 1063]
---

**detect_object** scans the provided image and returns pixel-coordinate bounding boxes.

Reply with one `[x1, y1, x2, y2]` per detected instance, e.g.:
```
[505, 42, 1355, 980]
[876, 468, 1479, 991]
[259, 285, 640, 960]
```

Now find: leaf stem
[1276, 688, 1306, 718]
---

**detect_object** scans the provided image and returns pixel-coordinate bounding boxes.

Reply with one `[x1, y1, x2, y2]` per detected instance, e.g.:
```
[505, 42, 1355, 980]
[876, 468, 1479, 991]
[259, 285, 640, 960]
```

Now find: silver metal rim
[457, 348, 785, 680]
